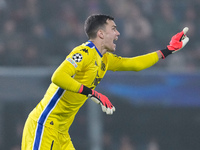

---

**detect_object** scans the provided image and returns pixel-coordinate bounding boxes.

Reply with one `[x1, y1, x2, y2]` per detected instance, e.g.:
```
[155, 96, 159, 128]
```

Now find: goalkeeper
[21, 14, 189, 150]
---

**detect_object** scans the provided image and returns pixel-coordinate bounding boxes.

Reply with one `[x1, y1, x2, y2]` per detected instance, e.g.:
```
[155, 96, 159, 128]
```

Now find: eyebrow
[112, 25, 117, 28]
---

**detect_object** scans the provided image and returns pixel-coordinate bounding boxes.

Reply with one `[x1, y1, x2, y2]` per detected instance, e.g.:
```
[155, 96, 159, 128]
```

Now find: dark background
[0, 0, 200, 150]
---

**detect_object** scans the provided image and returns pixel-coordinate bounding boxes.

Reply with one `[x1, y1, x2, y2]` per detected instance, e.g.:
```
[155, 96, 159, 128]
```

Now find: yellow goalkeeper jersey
[29, 41, 159, 134]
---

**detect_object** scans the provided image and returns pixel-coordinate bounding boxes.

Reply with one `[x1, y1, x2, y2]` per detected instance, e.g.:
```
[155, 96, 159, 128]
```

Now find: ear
[97, 29, 104, 39]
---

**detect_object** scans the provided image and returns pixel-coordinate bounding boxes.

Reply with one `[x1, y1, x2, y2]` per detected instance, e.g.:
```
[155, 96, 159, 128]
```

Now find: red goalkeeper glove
[160, 27, 189, 59]
[79, 85, 115, 115]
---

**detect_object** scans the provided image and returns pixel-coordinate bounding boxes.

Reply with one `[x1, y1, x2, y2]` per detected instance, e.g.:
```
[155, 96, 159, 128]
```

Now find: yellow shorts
[21, 117, 75, 150]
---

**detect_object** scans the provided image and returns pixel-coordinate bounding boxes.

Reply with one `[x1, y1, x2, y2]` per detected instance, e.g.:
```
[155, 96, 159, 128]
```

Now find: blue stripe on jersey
[33, 88, 64, 150]
[86, 40, 103, 57]
[33, 124, 43, 150]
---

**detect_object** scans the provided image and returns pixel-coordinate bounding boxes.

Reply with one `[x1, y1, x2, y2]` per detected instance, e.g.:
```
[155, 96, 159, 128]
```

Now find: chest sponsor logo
[92, 71, 102, 87]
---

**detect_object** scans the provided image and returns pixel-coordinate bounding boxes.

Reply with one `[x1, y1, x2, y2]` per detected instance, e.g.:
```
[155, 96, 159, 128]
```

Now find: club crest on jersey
[72, 53, 83, 62]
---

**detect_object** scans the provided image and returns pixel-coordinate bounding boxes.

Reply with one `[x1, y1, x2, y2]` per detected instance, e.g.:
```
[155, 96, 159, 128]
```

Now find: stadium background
[0, 0, 200, 149]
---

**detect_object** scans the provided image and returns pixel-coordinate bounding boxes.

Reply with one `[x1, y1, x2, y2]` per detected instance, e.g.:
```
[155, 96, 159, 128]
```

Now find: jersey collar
[86, 40, 103, 58]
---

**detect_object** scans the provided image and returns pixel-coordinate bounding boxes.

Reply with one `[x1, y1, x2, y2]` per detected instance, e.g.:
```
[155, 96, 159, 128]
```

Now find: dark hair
[84, 14, 114, 39]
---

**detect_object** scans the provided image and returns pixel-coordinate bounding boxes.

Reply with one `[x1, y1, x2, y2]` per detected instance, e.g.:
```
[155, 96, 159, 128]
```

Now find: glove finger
[100, 103, 107, 112]
[106, 108, 112, 115]
[110, 109, 114, 115]
[110, 109, 113, 115]
[112, 106, 116, 112]
[182, 36, 189, 47]
[108, 106, 116, 115]
[183, 27, 189, 35]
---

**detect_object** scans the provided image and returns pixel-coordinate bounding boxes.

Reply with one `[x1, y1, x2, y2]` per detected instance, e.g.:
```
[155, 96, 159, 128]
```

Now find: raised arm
[107, 27, 189, 71]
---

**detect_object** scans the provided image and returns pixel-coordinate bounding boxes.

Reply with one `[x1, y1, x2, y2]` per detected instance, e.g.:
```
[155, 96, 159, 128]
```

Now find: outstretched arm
[107, 27, 189, 72]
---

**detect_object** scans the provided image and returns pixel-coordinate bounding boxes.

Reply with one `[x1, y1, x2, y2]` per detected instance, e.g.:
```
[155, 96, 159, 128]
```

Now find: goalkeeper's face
[102, 20, 120, 52]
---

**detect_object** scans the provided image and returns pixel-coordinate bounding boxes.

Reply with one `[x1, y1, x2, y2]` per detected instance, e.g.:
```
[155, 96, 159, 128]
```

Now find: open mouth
[112, 38, 118, 49]
[113, 37, 118, 44]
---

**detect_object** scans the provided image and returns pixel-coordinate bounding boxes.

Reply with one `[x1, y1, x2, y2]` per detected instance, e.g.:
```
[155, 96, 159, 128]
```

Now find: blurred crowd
[0, 0, 200, 71]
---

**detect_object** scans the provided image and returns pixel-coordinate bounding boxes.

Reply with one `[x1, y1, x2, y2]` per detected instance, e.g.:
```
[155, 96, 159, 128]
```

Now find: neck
[89, 39, 107, 55]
